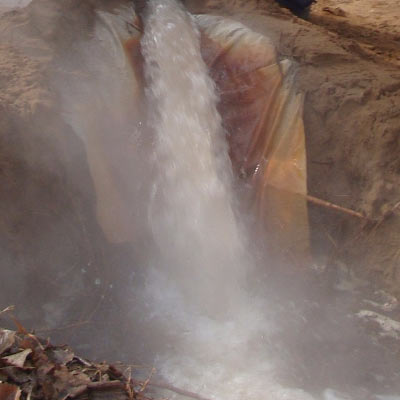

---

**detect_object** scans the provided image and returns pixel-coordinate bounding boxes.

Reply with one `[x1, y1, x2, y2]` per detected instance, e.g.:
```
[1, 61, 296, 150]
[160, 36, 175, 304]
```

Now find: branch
[146, 381, 213, 400]
[306, 194, 369, 220]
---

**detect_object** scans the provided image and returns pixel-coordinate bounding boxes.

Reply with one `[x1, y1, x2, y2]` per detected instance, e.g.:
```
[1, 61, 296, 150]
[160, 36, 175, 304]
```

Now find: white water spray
[141, 0, 248, 315]
[139, 1, 316, 399]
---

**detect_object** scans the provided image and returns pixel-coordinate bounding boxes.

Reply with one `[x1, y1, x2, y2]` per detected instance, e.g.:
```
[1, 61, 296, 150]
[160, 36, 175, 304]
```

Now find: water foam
[141, 0, 248, 316]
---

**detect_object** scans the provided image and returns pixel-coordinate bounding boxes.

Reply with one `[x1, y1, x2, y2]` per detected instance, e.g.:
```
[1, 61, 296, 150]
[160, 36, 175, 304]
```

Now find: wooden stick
[306, 194, 368, 220]
[0, 306, 15, 316]
[87, 381, 126, 390]
[139, 367, 155, 393]
[69, 382, 126, 399]
[145, 381, 213, 400]
[373, 200, 400, 231]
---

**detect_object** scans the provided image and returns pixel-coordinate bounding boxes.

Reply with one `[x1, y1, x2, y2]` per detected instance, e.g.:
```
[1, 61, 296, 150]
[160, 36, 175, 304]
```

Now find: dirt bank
[0, 0, 138, 359]
[186, 0, 400, 296]
[310, 0, 400, 67]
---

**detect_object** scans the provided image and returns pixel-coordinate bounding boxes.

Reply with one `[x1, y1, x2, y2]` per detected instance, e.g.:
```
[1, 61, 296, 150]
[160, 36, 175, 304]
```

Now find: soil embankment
[185, 0, 400, 297]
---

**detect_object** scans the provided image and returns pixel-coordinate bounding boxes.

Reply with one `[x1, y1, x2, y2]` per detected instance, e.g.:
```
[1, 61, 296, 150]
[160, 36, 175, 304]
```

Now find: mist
[1, 1, 400, 400]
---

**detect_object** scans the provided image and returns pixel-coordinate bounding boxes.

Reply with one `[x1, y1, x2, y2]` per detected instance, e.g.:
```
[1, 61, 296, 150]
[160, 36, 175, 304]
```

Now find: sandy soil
[310, 0, 400, 67]
[312, 0, 400, 36]
[185, 0, 400, 298]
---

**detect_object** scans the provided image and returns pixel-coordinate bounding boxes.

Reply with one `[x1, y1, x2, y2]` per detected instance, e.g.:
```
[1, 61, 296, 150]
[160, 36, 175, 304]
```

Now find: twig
[311, 160, 334, 166]
[306, 194, 368, 220]
[128, 21, 143, 33]
[126, 367, 135, 400]
[9, 314, 28, 335]
[85, 291, 106, 322]
[0, 305, 15, 316]
[70, 381, 132, 399]
[140, 367, 155, 393]
[321, 225, 338, 248]
[146, 381, 213, 400]
[116, 362, 155, 372]
[87, 381, 126, 390]
[35, 320, 90, 334]
[27, 333, 45, 351]
[370, 200, 400, 232]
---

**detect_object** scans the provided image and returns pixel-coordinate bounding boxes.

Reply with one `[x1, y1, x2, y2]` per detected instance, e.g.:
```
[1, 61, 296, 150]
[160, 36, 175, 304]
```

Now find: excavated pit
[1, 0, 400, 399]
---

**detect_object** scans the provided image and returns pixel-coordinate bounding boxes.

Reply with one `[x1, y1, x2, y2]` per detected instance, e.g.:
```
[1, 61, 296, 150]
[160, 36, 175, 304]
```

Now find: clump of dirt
[186, 0, 400, 296]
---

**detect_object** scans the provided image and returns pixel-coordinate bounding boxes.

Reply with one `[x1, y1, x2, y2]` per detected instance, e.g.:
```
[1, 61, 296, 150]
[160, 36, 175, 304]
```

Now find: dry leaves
[0, 383, 21, 400]
[0, 328, 147, 400]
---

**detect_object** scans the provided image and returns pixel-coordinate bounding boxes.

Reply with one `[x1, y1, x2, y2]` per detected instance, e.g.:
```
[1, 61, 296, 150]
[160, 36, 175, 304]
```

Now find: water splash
[141, 0, 248, 316]
[140, 1, 315, 399]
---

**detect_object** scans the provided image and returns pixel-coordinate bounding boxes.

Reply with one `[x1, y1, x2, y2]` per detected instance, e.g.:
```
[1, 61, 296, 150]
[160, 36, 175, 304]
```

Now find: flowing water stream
[141, 0, 249, 317]
[137, 1, 322, 399]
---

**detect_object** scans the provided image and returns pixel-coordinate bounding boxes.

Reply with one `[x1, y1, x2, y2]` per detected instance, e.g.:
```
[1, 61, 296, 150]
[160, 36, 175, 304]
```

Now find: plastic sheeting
[198, 16, 309, 258]
[61, 6, 145, 244]
[82, 10, 309, 257]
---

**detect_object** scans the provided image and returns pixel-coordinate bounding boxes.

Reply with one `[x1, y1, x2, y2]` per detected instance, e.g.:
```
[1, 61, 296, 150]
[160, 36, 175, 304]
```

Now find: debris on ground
[0, 324, 212, 400]
[0, 327, 147, 400]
